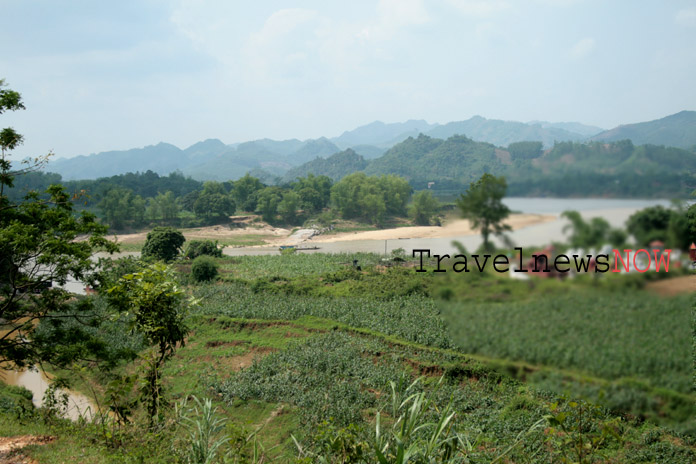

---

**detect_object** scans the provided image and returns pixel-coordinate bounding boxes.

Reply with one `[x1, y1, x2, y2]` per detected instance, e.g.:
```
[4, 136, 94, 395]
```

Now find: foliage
[561, 210, 626, 248]
[174, 396, 230, 464]
[185, 239, 223, 259]
[409, 190, 440, 225]
[507, 141, 543, 160]
[192, 256, 219, 282]
[331, 172, 411, 225]
[0, 79, 119, 367]
[107, 263, 191, 423]
[141, 226, 186, 262]
[456, 173, 511, 251]
[255, 186, 283, 223]
[283, 148, 368, 182]
[627, 204, 692, 249]
[231, 173, 264, 212]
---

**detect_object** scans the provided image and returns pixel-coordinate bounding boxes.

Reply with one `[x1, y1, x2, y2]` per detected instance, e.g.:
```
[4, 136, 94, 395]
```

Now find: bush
[141, 227, 185, 262]
[185, 240, 223, 259]
[192, 256, 218, 282]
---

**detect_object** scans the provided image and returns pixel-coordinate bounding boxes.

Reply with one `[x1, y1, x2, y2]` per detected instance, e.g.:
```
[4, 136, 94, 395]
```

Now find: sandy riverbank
[310, 213, 556, 243]
[109, 213, 556, 248]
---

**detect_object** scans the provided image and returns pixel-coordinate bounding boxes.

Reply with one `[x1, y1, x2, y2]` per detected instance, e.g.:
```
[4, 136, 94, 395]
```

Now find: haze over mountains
[47, 111, 695, 182]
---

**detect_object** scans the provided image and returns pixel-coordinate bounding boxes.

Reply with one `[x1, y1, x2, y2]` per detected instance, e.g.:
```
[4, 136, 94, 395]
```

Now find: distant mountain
[287, 137, 341, 165]
[590, 111, 696, 149]
[331, 120, 438, 149]
[45, 112, 694, 186]
[49, 142, 191, 180]
[529, 121, 604, 137]
[183, 138, 229, 158]
[282, 149, 368, 182]
[350, 144, 386, 160]
[425, 116, 585, 148]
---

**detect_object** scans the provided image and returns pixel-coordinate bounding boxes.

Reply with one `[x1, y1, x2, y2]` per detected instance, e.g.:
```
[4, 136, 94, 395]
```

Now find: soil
[0, 435, 54, 464]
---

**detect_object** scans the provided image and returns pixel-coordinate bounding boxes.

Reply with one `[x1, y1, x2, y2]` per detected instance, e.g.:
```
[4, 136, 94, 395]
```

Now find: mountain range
[46, 111, 695, 182]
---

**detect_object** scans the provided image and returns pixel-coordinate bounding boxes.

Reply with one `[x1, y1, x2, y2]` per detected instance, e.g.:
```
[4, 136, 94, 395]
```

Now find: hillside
[282, 148, 368, 182]
[591, 110, 696, 149]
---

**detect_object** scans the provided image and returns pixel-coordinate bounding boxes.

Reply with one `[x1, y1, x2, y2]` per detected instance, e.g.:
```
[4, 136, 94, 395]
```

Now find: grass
[3, 252, 695, 462]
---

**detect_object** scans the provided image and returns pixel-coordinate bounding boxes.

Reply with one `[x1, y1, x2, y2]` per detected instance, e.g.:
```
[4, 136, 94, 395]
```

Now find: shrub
[185, 240, 223, 259]
[192, 256, 218, 282]
[141, 227, 185, 262]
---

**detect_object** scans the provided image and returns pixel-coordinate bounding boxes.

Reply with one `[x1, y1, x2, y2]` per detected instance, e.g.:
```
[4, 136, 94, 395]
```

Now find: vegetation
[141, 226, 186, 262]
[409, 190, 440, 225]
[185, 240, 223, 259]
[456, 173, 511, 251]
[0, 80, 118, 368]
[191, 256, 219, 282]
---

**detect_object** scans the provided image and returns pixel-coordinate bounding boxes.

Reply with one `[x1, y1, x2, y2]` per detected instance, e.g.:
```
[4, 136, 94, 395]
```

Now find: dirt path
[645, 274, 696, 296]
[0, 435, 54, 464]
[311, 213, 556, 243]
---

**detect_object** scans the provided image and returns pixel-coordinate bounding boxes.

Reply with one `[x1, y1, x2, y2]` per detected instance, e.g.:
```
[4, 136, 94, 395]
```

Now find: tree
[456, 173, 511, 251]
[184, 240, 223, 259]
[626, 206, 672, 246]
[409, 190, 440, 225]
[106, 263, 190, 423]
[1, 79, 118, 368]
[278, 190, 300, 224]
[193, 193, 235, 220]
[256, 186, 283, 223]
[232, 174, 264, 212]
[561, 211, 625, 248]
[141, 227, 185, 262]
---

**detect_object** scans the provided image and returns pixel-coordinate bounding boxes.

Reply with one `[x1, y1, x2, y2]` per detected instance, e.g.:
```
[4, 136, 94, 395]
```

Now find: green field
[2, 253, 695, 463]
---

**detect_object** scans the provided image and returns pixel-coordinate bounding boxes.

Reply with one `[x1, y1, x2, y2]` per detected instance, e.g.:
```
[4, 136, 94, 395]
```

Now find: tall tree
[456, 173, 511, 251]
[0, 79, 118, 367]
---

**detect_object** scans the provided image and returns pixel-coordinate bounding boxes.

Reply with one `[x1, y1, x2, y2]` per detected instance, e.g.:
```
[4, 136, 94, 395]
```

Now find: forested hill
[590, 110, 696, 149]
[282, 149, 368, 182]
[315, 135, 695, 196]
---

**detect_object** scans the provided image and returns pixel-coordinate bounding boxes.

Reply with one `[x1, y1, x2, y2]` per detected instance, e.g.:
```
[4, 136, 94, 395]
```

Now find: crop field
[4, 252, 694, 463]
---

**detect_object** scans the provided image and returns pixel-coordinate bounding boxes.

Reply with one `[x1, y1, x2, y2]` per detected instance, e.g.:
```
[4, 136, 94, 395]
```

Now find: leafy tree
[232, 174, 264, 212]
[409, 190, 440, 225]
[626, 206, 673, 246]
[185, 240, 223, 259]
[330, 173, 411, 224]
[456, 173, 511, 251]
[193, 193, 235, 220]
[1, 79, 118, 367]
[141, 226, 185, 262]
[191, 256, 218, 282]
[106, 263, 190, 423]
[98, 187, 146, 229]
[256, 186, 283, 223]
[278, 190, 301, 224]
[292, 174, 332, 212]
[508, 141, 543, 160]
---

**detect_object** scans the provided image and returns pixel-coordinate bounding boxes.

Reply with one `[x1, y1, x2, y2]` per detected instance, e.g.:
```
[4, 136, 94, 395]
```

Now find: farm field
[2, 252, 695, 462]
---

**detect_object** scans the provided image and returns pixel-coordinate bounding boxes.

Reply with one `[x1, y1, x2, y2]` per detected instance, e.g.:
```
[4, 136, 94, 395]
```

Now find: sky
[1, 0, 695, 160]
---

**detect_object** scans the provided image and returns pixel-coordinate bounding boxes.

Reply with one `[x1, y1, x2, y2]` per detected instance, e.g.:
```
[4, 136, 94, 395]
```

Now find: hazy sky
[2, 0, 695, 160]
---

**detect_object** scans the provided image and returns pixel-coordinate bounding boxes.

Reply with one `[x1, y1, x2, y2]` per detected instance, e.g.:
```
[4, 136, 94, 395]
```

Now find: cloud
[570, 37, 595, 58]
[675, 7, 696, 27]
[443, 0, 510, 17]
